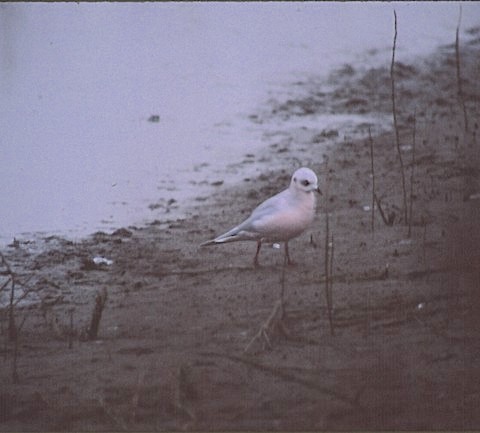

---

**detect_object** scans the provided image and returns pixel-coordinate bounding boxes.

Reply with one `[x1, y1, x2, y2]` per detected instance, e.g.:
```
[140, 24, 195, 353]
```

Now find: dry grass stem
[408, 109, 417, 238]
[130, 370, 146, 423]
[244, 299, 287, 354]
[82, 287, 108, 341]
[391, 10, 408, 224]
[374, 194, 394, 226]
[455, 5, 469, 132]
[323, 161, 335, 337]
[368, 127, 376, 235]
[327, 234, 335, 336]
[174, 365, 196, 426]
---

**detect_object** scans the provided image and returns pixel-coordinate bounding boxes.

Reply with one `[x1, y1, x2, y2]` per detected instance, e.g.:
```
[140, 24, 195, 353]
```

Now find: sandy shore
[1, 30, 480, 431]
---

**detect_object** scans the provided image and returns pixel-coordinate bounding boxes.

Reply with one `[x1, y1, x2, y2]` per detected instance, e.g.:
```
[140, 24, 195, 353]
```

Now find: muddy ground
[1, 31, 480, 431]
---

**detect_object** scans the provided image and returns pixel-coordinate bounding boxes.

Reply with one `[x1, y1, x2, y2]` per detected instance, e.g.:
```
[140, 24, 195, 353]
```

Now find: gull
[201, 167, 321, 267]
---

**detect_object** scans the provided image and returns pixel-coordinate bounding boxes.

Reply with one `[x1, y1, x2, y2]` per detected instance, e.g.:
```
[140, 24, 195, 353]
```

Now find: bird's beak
[316, 186, 322, 195]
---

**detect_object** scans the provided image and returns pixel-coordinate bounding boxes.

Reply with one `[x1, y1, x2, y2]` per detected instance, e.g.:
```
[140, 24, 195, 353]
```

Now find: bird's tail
[200, 239, 218, 247]
[200, 226, 242, 247]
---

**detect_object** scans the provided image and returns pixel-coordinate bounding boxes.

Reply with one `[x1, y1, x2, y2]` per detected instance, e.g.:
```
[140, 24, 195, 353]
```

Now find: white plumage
[201, 167, 321, 266]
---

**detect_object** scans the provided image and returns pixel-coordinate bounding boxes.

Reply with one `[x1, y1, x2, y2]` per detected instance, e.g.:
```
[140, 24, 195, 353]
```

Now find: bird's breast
[254, 193, 316, 241]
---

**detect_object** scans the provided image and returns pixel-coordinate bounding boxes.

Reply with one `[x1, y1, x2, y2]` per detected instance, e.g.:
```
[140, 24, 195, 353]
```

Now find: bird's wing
[201, 188, 290, 245]
[236, 189, 291, 234]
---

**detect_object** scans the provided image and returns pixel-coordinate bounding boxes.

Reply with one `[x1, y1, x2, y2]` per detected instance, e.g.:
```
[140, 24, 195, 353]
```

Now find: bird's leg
[253, 240, 262, 268]
[284, 242, 296, 266]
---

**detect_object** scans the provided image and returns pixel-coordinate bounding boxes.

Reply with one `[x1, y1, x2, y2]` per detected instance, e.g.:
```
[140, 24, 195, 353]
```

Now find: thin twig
[68, 308, 74, 349]
[0, 253, 31, 383]
[368, 127, 376, 235]
[280, 251, 288, 316]
[455, 4, 469, 132]
[391, 10, 408, 224]
[327, 234, 335, 336]
[131, 369, 146, 423]
[244, 300, 284, 354]
[374, 194, 394, 226]
[329, 235, 334, 290]
[0, 254, 42, 341]
[408, 108, 417, 238]
[323, 162, 334, 336]
[83, 288, 108, 341]
[1, 254, 18, 342]
[422, 217, 427, 270]
[1, 277, 11, 292]
[174, 365, 196, 424]
[12, 333, 19, 384]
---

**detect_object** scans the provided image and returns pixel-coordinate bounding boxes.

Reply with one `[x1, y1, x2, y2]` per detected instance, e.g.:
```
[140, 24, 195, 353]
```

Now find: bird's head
[291, 167, 322, 194]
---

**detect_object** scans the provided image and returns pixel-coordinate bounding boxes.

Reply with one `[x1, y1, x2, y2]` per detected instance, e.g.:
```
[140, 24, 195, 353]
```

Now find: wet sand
[1, 31, 480, 431]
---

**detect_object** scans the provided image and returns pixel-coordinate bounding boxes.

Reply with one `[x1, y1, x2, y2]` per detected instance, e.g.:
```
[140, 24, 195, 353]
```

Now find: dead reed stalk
[1, 253, 19, 383]
[68, 308, 74, 349]
[244, 252, 291, 353]
[279, 251, 288, 316]
[323, 161, 334, 337]
[83, 287, 108, 341]
[422, 217, 428, 270]
[131, 369, 146, 423]
[391, 10, 409, 224]
[0, 253, 31, 383]
[408, 109, 417, 238]
[374, 194, 395, 226]
[1, 253, 17, 341]
[368, 127, 376, 235]
[455, 5, 469, 132]
[243, 299, 285, 353]
[327, 234, 335, 334]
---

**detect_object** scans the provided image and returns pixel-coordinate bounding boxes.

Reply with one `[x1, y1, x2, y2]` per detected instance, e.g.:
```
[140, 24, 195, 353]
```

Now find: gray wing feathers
[200, 189, 289, 246]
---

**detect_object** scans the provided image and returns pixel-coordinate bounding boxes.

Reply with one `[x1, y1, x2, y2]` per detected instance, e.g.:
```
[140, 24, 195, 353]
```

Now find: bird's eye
[301, 180, 310, 186]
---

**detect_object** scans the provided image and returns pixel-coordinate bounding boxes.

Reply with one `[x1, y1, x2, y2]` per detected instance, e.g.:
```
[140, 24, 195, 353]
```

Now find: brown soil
[1, 32, 480, 431]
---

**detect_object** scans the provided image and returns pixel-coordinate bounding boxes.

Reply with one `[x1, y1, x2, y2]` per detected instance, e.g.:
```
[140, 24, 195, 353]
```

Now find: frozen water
[0, 2, 478, 245]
